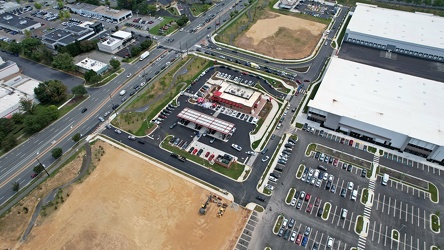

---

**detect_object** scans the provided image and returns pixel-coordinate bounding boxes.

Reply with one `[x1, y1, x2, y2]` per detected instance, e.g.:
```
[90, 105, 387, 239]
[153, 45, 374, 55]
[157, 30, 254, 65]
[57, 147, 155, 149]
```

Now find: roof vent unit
[3, 15, 13, 20]
[19, 20, 27, 25]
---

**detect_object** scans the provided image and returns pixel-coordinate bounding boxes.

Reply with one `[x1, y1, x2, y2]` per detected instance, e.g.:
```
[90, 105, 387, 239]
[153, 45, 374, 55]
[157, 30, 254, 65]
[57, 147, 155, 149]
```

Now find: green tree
[176, 15, 189, 27]
[139, 40, 153, 50]
[33, 163, 44, 174]
[20, 37, 42, 58]
[24, 30, 32, 38]
[19, 97, 36, 114]
[7, 42, 21, 55]
[72, 133, 81, 142]
[12, 181, 19, 192]
[51, 147, 63, 159]
[11, 113, 25, 125]
[34, 2, 42, 9]
[147, 4, 157, 15]
[71, 85, 87, 96]
[84, 69, 98, 83]
[52, 53, 76, 71]
[57, 0, 64, 9]
[34, 80, 68, 104]
[0, 118, 15, 136]
[130, 46, 141, 57]
[89, 75, 102, 84]
[1, 135, 17, 151]
[109, 58, 121, 70]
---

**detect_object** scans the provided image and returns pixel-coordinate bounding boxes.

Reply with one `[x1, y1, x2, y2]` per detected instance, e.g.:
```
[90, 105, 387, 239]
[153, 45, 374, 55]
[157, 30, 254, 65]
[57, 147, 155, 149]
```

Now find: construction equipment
[199, 194, 212, 215]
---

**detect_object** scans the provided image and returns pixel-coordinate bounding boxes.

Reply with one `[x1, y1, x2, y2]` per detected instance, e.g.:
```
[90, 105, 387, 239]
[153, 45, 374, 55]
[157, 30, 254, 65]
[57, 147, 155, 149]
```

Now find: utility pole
[36, 158, 50, 177]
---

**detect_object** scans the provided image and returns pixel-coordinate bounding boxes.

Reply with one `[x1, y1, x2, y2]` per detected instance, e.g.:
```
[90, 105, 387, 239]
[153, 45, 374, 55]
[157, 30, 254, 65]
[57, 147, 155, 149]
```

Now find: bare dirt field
[20, 141, 250, 250]
[235, 11, 326, 59]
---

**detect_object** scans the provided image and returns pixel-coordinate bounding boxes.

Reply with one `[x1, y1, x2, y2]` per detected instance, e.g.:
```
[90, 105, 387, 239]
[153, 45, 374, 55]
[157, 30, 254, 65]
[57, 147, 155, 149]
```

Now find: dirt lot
[235, 11, 326, 59]
[20, 141, 250, 249]
[0, 149, 85, 249]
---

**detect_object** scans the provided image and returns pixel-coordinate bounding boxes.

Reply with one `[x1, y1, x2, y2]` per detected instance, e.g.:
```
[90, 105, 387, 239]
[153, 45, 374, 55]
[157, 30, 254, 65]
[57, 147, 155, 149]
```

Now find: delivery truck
[139, 51, 150, 61]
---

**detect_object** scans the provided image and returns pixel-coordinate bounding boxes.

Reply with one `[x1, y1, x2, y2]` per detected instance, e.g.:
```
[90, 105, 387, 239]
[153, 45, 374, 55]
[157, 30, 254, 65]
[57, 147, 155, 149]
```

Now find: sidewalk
[249, 98, 281, 149]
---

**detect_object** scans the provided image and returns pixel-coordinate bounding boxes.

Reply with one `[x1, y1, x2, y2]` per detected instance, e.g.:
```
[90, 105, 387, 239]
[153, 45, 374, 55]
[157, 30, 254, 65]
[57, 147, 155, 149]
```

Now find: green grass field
[150, 16, 178, 35]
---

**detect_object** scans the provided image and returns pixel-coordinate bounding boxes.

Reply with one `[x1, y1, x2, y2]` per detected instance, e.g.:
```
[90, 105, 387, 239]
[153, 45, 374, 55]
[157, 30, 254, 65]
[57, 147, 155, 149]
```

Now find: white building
[97, 30, 132, 54]
[68, 3, 132, 23]
[344, 3, 444, 62]
[307, 57, 444, 163]
[76, 58, 108, 75]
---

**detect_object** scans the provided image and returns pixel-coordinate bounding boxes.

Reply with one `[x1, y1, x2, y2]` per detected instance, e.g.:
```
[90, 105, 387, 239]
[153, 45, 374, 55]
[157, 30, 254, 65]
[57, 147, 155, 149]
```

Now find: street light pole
[36, 158, 50, 177]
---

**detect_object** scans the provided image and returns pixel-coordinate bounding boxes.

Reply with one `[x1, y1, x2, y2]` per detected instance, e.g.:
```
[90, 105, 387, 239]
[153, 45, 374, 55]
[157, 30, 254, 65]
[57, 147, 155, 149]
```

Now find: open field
[20, 141, 250, 249]
[234, 11, 326, 59]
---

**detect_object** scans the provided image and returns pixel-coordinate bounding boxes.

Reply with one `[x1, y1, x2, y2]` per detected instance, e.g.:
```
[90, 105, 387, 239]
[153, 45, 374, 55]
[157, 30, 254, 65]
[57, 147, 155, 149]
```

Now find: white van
[351, 190, 358, 201]
[119, 90, 126, 96]
[282, 218, 288, 228]
[327, 237, 334, 248]
[382, 174, 389, 186]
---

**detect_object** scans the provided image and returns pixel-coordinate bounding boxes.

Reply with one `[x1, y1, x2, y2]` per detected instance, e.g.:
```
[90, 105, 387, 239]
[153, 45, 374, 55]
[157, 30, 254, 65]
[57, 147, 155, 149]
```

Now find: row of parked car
[277, 216, 335, 249]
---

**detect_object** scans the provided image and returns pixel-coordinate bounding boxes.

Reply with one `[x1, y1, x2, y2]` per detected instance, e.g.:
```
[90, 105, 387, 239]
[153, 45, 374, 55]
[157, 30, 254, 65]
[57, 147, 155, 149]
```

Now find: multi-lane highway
[0, 0, 346, 209]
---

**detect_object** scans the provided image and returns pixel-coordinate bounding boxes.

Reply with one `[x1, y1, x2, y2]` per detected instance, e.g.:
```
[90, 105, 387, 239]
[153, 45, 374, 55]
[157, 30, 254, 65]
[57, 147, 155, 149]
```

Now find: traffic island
[322, 202, 331, 221]
[285, 188, 296, 205]
[361, 188, 374, 207]
[296, 164, 305, 179]
[354, 215, 369, 237]
[305, 143, 317, 156]
[273, 214, 284, 234]
[430, 213, 441, 233]
[391, 229, 400, 242]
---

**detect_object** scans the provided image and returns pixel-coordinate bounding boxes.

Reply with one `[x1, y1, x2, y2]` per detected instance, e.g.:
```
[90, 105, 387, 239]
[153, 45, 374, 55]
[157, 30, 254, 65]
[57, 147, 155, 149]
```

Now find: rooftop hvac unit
[19, 20, 27, 24]
[3, 15, 12, 20]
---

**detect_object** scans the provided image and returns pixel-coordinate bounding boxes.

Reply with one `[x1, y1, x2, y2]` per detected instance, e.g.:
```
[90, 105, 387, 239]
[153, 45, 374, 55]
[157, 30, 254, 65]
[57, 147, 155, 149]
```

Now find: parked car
[231, 144, 242, 151]
[361, 169, 367, 177]
[290, 231, 297, 242]
[261, 156, 270, 162]
[306, 203, 313, 213]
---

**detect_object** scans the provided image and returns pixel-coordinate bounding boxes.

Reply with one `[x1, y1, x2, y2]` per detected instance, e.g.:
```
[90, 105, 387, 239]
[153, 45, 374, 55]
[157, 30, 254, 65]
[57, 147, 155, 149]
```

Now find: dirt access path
[235, 11, 326, 59]
[20, 141, 250, 250]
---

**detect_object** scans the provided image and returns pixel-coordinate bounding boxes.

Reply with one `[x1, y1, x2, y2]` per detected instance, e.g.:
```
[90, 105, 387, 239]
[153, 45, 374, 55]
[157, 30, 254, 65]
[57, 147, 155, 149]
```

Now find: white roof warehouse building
[344, 3, 444, 62]
[307, 57, 444, 163]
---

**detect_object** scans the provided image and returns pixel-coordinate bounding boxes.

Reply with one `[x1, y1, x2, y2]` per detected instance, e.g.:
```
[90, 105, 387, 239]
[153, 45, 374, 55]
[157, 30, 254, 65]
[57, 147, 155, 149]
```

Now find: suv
[288, 218, 295, 228]
[340, 188, 347, 197]
[341, 208, 348, 219]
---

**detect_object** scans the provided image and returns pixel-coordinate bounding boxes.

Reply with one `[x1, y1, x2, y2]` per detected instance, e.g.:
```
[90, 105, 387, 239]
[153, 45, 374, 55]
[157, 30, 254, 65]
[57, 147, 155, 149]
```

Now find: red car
[205, 152, 210, 157]
[208, 154, 215, 161]
[296, 233, 303, 245]
[304, 79, 310, 82]
[31, 173, 38, 178]
[296, 79, 302, 84]
[192, 148, 198, 155]
[315, 197, 321, 207]
[306, 203, 313, 213]
[349, 140, 354, 146]
[305, 193, 311, 201]
[333, 158, 339, 166]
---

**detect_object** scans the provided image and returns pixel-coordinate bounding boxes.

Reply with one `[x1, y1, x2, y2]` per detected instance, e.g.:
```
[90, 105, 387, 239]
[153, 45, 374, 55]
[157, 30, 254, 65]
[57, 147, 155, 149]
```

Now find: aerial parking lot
[247, 126, 443, 250]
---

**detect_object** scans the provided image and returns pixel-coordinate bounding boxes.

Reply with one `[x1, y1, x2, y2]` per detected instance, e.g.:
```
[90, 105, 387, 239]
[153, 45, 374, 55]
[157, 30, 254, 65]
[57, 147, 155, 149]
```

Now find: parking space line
[412, 187, 414, 196]
[401, 183, 404, 192]
[378, 223, 382, 243]
[405, 203, 408, 222]
[424, 210, 427, 229]
[406, 185, 409, 194]
[348, 212, 354, 231]
[417, 207, 420, 227]
[331, 205, 337, 224]
[388, 197, 391, 215]
[376, 193, 380, 210]
[417, 238, 419, 250]
[399, 201, 402, 219]
[411, 236, 413, 250]
[382, 195, 386, 213]
[384, 226, 388, 247]
[343, 242, 347, 250]
[411, 205, 414, 224]
[313, 231, 319, 243]
[371, 221, 376, 241]
[393, 199, 397, 217]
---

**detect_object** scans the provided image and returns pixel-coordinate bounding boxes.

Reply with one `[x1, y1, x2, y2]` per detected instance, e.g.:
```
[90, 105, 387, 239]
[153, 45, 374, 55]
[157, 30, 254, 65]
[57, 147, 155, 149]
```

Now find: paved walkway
[249, 98, 281, 150]
[21, 143, 92, 241]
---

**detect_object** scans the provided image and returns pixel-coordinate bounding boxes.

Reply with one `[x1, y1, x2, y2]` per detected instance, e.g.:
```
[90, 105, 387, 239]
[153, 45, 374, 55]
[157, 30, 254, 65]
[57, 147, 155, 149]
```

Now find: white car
[290, 198, 297, 206]
[316, 179, 322, 187]
[231, 144, 242, 151]
[348, 182, 354, 190]
[262, 156, 270, 162]
[323, 172, 329, 181]
[126, 73, 132, 78]
[290, 231, 297, 242]
[328, 174, 334, 182]
[98, 116, 105, 122]
[265, 184, 274, 191]
[246, 151, 256, 155]
[268, 176, 277, 182]
[114, 129, 121, 134]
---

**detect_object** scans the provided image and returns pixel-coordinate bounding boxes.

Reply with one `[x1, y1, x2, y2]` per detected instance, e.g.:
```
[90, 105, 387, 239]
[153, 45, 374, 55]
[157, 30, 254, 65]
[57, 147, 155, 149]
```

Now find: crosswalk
[357, 153, 379, 249]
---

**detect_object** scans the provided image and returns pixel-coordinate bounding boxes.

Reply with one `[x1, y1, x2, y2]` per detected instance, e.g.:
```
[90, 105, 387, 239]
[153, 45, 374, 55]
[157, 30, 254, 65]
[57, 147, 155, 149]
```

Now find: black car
[112, 104, 119, 110]
[361, 169, 367, 178]
[317, 208, 323, 217]
[315, 152, 320, 159]
[325, 181, 332, 190]
[81, 107, 87, 113]
[170, 153, 178, 158]
[137, 140, 145, 144]
[275, 167, 283, 172]
[256, 196, 265, 202]
[347, 164, 353, 172]
[270, 173, 280, 178]
[188, 147, 194, 153]
[340, 188, 347, 197]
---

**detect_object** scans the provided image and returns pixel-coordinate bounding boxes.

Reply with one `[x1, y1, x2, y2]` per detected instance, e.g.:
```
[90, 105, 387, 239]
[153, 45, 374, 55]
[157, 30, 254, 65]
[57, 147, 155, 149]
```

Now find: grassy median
[286, 188, 295, 203]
